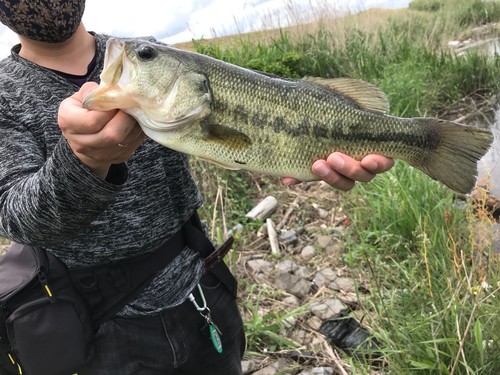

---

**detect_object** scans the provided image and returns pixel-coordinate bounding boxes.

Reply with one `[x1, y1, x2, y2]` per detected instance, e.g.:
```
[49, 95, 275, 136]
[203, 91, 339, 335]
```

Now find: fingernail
[328, 155, 345, 170]
[314, 163, 331, 177]
[364, 160, 379, 171]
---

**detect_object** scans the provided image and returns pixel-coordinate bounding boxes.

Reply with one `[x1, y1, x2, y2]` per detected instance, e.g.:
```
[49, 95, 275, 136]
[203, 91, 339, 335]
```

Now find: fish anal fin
[305, 77, 390, 114]
[202, 123, 252, 151]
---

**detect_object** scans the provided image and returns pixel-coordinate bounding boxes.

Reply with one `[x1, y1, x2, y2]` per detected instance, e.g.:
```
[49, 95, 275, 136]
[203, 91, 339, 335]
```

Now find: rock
[329, 277, 357, 293]
[275, 272, 298, 290]
[247, 259, 273, 274]
[279, 229, 298, 245]
[296, 265, 311, 279]
[277, 259, 299, 274]
[300, 245, 316, 260]
[283, 316, 296, 329]
[310, 299, 346, 320]
[313, 267, 337, 288]
[288, 276, 312, 299]
[299, 368, 334, 375]
[282, 295, 300, 307]
[306, 316, 323, 330]
[275, 272, 311, 298]
[325, 242, 342, 255]
[291, 328, 308, 343]
[317, 208, 329, 219]
[317, 235, 332, 249]
[252, 358, 291, 375]
[242, 359, 259, 374]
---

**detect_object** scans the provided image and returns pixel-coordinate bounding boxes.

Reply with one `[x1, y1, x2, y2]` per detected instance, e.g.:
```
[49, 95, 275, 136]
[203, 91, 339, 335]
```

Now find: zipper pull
[37, 271, 54, 300]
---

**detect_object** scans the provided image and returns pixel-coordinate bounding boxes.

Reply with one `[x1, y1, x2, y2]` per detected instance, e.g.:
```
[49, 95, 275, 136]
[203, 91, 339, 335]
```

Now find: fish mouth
[83, 38, 138, 111]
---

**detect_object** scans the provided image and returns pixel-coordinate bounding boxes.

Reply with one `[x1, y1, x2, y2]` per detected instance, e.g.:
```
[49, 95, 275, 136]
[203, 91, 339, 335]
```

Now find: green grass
[188, 0, 500, 372]
[343, 163, 500, 374]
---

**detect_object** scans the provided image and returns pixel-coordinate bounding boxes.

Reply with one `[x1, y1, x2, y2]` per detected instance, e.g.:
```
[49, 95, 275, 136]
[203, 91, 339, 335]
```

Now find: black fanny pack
[0, 213, 236, 375]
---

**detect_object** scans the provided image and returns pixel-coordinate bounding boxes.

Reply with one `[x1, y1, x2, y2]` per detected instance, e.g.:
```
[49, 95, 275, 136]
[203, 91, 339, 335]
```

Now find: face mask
[0, 0, 86, 43]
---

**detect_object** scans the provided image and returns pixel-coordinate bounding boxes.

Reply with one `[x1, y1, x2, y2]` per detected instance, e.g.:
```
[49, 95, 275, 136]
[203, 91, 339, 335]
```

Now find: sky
[0, 0, 411, 58]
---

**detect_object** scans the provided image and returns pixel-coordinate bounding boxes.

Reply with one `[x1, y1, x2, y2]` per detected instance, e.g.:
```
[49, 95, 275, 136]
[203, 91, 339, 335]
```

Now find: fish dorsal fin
[202, 123, 252, 151]
[305, 77, 390, 113]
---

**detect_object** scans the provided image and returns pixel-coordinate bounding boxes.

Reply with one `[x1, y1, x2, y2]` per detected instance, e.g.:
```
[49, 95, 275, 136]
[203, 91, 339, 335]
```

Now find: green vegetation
[190, 0, 500, 373]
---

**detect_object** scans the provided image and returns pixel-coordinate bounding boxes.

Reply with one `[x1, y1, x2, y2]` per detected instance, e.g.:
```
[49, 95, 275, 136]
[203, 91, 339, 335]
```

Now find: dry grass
[173, 7, 409, 51]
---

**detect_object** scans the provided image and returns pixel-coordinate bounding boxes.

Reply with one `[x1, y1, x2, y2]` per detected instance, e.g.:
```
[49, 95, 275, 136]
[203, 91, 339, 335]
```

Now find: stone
[247, 259, 273, 274]
[291, 328, 308, 343]
[313, 268, 337, 288]
[283, 316, 296, 329]
[242, 359, 258, 375]
[299, 367, 334, 375]
[317, 235, 333, 249]
[300, 245, 316, 260]
[329, 277, 356, 293]
[287, 277, 312, 299]
[279, 229, 298, 245]
[310, 299, 346, 320]
[282, 295, 300, 307]
[252, 358, 291, 375]
[325, 242, 342, 255]
[296, 265, 311, 279]
[277, 259, 299, 274]
[317, 208, 329, 219]
[306, 316, 323, 330]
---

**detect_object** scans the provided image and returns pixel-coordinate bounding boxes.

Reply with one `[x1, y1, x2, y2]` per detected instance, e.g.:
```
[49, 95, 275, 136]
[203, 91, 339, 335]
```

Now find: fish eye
[136, 45, 157, 61]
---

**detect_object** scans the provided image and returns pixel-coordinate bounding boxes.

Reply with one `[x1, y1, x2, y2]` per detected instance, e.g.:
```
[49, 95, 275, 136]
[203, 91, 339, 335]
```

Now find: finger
[59, 96, 118, 135]
[312, 159, 355, 191]
[73, 111, 138, 149]
[326, 152, 375, 183]
[119, 124, 144, 147]
[361, 155, 395, 174]
[106, 131, 146, 163]
[282, 177, 299, 186]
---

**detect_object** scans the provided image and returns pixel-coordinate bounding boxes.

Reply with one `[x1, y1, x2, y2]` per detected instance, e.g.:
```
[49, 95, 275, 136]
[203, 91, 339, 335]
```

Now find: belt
[70, 213, 237, 326]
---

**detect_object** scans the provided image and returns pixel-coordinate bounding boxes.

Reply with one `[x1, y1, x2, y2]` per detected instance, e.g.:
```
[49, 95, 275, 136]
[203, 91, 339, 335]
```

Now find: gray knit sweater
[0, 33, 204, 316]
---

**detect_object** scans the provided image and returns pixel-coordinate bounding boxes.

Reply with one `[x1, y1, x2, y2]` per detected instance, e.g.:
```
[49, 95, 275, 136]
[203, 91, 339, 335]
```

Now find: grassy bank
[189, 0, 500, 373]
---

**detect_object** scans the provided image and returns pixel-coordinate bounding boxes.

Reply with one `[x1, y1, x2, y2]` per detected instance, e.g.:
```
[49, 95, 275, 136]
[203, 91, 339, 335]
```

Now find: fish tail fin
[412, 119, 493, 194]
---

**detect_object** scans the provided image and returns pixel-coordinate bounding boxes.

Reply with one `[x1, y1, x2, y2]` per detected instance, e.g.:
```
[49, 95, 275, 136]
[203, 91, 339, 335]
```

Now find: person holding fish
[0, 1, 396, 375]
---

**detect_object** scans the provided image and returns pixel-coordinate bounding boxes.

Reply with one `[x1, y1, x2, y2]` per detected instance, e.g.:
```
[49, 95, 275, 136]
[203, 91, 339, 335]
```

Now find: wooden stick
[245, 196, 278, 220]
[266, 218, 280, 257]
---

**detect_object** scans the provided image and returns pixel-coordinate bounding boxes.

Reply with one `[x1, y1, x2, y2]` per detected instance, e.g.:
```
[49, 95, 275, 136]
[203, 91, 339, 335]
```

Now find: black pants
[78, 273, 245, 375]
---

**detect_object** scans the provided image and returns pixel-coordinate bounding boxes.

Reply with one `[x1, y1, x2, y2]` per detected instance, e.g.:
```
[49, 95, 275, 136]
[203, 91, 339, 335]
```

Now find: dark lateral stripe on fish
[214, 113, 438, 152]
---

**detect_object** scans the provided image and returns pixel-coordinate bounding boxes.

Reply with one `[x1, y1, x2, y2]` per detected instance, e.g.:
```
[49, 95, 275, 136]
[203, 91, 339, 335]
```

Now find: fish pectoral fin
[202, 123, 252, 151]
[198, 156, 241, 170]
[304, 77, 390, 113]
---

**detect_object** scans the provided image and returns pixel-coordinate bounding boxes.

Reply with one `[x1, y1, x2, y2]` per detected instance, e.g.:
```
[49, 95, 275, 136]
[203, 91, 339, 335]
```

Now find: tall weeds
[189, 0, 500, 372]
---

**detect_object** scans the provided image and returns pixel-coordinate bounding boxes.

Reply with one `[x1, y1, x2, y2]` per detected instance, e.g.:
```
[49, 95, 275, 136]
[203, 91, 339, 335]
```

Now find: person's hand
[58, 82, 145, 179]
[282, 152, 394, 191]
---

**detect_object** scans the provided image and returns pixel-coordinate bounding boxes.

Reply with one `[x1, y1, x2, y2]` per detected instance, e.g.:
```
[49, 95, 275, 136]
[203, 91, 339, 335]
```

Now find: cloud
[0, 26, 18, 58]
[0, 0, 411, 58]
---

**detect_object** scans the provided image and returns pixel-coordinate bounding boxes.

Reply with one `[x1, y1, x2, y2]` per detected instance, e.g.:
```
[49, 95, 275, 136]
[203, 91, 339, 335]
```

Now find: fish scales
[82, 38, 493, 193]
[196, 56, 437, 175]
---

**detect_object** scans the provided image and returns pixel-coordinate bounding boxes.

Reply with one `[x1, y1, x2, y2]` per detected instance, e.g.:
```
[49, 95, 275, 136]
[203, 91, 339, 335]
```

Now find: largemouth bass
[83, 38, 493, 194]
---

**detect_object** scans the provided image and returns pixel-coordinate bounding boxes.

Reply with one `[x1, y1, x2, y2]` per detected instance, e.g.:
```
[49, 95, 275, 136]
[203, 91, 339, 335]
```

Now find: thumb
[79, 81, 100, 100]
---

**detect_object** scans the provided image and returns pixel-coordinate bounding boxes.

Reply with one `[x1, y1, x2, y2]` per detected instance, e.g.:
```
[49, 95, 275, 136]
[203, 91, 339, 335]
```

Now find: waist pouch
[0, 244, 93, 375]
[0, 213, 237, 375]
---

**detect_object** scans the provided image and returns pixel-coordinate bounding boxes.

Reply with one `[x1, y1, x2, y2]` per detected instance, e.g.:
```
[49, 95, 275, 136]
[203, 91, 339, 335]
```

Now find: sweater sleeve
[0, 116, 128, 247]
